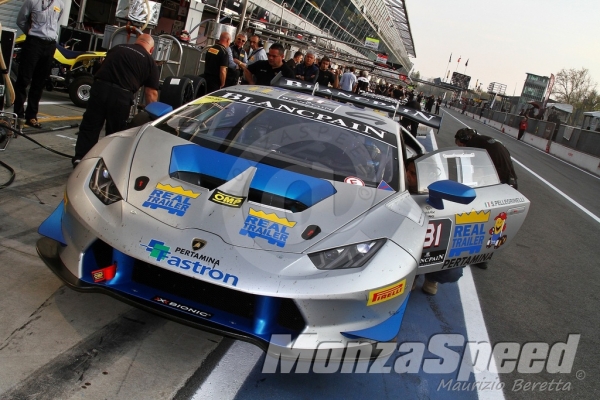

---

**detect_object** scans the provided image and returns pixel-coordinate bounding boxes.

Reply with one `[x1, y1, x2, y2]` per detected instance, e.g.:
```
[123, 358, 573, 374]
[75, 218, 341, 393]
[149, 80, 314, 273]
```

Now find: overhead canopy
[546, 103, 574, 114]
[583, 111, 600, 118]
[382, 0, 416, 58]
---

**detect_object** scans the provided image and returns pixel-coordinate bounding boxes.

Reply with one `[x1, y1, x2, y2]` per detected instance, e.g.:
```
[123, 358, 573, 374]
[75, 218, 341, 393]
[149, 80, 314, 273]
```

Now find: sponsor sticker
[484, 197, 525, 207]
[486, 212, 508, 249]
[239, 208, 296, 248]
[367, 280, 406, 306]
[192, 95, 232, 105]
[142, 183, 200, 217]
[344, 176, 365, 186]
[208, 47, 220, 55]
[419, 219, 452, 267]
[448, 210, 490, 258]
[152, 296, 213, 319]
[209, 189, 245, 208]
[141, 239, 238, 286]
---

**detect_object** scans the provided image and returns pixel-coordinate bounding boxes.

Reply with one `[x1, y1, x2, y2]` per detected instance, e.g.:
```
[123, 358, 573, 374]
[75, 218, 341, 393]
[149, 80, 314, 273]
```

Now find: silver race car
[37, 78, 530, 358]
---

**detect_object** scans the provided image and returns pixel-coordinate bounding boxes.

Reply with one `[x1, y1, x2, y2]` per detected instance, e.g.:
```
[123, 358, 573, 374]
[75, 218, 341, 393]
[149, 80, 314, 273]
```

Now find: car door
[410, 147, 530, 274]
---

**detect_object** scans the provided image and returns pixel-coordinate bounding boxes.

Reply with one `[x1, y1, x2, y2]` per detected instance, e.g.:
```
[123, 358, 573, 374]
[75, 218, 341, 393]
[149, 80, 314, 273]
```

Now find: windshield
[154, 98, 400, 190]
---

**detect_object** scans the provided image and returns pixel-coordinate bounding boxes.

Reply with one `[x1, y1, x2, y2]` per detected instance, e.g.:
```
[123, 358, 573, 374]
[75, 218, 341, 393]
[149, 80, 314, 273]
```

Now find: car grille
[131, 259, 306, 332]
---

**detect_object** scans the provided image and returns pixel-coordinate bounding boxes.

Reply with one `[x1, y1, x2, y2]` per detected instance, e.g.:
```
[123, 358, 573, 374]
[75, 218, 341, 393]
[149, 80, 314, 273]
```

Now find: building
[516, 72, 550, 114]
[1, 0, 415, 74]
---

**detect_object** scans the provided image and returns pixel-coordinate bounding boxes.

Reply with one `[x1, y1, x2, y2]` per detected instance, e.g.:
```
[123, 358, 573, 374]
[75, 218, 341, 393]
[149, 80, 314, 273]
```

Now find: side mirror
[145, 102, 173, 120]
[427, 180, 476, 210]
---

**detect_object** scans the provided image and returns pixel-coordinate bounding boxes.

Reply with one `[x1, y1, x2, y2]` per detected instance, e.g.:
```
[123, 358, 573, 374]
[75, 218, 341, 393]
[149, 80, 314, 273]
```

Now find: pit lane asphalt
[0, 93, 598, 399]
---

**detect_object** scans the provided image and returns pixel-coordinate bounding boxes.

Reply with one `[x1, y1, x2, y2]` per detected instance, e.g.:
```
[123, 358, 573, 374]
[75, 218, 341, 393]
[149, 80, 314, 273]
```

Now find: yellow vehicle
[14, 34, 106, 107]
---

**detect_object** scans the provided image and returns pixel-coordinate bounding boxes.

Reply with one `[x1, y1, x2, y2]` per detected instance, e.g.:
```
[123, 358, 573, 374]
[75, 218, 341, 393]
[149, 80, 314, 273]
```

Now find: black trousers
[73, 80, 133, 162]
[14, 36, 56, 120]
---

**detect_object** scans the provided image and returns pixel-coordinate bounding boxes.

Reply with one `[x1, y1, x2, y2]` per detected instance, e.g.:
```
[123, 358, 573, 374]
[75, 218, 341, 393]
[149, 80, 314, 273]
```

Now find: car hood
[126, 127, 396, 253]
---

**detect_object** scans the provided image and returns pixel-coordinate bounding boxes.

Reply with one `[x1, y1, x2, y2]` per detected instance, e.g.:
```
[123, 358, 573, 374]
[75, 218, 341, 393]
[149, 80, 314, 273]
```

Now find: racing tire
[160, 76, 195, 108]
[69, 75, 94, 108]
[183, 75, 207, 99]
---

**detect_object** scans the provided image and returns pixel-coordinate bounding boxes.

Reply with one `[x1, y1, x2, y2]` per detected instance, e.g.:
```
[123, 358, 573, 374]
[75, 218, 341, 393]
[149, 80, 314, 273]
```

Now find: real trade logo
[239, 208, 296, 248]
[448, 210, 490, 257]
[142, 183, 200, 217]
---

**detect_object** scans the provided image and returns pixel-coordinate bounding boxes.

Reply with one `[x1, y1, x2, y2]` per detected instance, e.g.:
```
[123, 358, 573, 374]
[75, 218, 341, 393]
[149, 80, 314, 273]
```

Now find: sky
[405, 0, 600, 96]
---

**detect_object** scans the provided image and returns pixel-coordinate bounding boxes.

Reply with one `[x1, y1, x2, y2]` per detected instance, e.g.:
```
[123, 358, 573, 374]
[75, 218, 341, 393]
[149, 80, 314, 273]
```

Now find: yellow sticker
[208, 48, 220, 55]
[191, 96, 232, 105]
[367, 280, 406, 306]
[54, 6, 61, 12]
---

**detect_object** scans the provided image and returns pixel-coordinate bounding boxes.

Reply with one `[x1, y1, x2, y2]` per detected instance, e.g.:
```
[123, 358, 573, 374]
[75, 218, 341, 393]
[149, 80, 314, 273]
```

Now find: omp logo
[367, 280, 406, 306]
[142, 239, 171, 261]
[455, 209, 491, 224]
[209, 189, 245, 208]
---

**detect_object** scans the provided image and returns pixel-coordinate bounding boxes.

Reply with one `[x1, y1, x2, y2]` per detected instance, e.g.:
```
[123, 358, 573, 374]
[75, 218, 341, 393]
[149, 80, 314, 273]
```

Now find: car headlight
[308, 239, 386, 270]
[89, 159, 123, 205]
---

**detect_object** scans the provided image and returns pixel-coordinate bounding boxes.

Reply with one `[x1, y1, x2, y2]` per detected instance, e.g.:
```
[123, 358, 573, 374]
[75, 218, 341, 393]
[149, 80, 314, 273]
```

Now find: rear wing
[271, 75, 443, 130]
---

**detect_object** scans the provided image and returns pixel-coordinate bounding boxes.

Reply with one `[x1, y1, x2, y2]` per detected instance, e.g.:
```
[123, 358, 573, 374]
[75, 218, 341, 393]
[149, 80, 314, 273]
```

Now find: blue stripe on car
[170, 145, 336, 207]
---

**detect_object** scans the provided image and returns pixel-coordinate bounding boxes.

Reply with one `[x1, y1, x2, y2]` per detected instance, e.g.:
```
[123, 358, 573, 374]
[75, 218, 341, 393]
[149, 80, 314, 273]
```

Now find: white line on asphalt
[55, 135, 76, 141]
[458, 267, 506, 400]
[25, 101, 73, 105]
[191, 340, 262, 400]
[511, 158, 600, 224]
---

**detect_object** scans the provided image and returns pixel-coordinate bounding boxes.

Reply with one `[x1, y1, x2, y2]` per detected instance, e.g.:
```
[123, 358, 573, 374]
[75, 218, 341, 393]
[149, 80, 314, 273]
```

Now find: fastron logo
[262, 333, 581, 379]
[140, 239, 238, 286]
[143, 239, 171, 261]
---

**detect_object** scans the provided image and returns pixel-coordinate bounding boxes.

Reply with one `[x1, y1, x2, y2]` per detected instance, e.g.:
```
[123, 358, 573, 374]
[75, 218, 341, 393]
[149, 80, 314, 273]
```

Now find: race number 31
[424, 221, 444, 248]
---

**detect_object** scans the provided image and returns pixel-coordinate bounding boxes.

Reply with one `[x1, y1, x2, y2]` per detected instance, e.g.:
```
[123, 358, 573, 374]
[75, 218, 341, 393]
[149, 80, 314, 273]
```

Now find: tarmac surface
[0, 93, 599, 399]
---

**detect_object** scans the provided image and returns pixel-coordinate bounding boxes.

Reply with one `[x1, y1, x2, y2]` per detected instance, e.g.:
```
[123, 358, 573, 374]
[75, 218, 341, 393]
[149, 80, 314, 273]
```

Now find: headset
[455, 128, 477, 144]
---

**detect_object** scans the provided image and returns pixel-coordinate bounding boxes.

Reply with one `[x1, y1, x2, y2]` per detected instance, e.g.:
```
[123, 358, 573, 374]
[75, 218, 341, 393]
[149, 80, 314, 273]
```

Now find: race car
[37, 77, 530, 359]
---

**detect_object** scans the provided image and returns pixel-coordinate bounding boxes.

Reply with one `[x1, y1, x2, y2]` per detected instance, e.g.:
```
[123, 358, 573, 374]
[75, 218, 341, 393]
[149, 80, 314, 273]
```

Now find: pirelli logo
[367, 279, 406, 306]
[209, 189, 245, 208]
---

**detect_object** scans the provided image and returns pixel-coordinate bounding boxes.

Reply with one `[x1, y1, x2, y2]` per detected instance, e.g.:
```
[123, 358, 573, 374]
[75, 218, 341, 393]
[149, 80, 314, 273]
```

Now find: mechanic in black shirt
[203, 32, 232, 92]
[454, 128, 518, 189]
[242, 43, 294, 85]
[315, 56, 339, 88]
[73, 34, 159, 167]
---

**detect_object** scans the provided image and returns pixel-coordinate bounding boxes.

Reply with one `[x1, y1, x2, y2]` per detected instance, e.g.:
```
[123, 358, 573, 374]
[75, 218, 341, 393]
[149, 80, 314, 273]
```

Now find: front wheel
[69, 75, 94, 108]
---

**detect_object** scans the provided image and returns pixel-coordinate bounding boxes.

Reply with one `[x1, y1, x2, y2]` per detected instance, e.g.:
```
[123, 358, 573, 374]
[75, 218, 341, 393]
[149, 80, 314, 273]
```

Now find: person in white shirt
[339, 66, 357, 92]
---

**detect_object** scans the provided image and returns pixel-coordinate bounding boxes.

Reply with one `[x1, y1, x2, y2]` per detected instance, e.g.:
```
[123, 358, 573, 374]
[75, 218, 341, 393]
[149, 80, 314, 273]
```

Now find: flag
[449, 53, 452, 63]
[457, 56, 461, 63]
[465, 59, 469, 67]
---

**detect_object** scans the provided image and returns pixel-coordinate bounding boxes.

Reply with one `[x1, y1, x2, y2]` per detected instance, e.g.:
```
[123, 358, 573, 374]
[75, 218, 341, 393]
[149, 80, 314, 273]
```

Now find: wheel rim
[77, 84, 92, 101]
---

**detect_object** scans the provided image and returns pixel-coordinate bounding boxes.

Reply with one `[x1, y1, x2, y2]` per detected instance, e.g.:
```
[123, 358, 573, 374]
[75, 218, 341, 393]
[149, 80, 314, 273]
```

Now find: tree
[552, 68, 597, 109]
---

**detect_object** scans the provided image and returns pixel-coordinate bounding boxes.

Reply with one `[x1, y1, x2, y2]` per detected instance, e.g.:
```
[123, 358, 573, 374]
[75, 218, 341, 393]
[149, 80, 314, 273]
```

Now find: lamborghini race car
[37, 78, 530, 358]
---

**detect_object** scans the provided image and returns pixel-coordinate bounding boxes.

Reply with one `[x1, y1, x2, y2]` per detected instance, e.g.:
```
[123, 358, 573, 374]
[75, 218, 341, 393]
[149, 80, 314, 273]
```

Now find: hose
[0, 123, 74, 189]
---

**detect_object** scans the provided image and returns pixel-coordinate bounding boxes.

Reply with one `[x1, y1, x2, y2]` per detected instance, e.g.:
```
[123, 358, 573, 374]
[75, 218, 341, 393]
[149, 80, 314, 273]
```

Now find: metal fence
[451, 103, 600, 157]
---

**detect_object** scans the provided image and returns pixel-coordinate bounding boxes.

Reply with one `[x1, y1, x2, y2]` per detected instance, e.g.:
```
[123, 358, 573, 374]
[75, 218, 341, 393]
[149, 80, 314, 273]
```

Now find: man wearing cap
[454, 128, 518, 189]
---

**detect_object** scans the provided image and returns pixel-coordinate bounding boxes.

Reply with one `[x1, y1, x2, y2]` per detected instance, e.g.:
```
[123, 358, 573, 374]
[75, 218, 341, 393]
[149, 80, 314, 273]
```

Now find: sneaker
[422, 279, 438, 295]
[25, 118, 42, 129]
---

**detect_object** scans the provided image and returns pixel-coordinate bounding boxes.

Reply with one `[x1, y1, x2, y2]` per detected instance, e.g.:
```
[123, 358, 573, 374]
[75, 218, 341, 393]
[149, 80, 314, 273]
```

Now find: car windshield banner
[272, 76, 442, 130]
